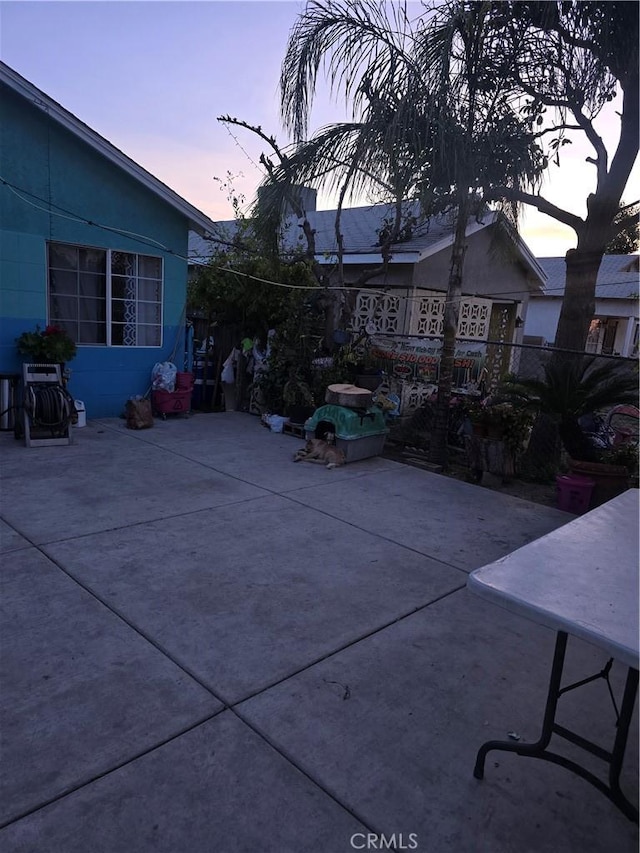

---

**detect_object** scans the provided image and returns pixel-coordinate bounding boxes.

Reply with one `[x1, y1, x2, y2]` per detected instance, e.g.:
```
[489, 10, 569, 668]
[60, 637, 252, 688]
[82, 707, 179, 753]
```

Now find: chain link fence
[380, 336, 637, 483]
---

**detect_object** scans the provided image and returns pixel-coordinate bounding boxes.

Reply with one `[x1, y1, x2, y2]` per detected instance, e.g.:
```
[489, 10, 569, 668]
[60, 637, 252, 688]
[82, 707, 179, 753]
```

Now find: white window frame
[47, 242, 164, 347]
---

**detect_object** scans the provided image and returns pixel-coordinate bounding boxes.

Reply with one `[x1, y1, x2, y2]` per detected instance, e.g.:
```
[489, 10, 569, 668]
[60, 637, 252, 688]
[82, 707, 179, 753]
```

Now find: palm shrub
[505, 357, 639, 464]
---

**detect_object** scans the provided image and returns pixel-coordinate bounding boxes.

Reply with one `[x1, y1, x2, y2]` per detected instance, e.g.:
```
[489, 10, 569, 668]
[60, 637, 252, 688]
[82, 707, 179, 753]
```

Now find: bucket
[556, 474, 594, 515]
[0, 373, 19, 431]
[74, 400, 87, 428]
[175, 371, 194, 390]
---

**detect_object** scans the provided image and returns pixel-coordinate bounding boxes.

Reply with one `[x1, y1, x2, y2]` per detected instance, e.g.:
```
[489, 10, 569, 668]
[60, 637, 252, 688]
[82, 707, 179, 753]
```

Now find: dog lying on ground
[293, 438, 346, 469]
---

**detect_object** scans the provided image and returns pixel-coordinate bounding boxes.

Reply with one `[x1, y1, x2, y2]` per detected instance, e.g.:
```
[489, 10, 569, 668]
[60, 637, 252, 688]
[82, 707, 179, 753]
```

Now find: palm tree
[271, 0, 545, 466]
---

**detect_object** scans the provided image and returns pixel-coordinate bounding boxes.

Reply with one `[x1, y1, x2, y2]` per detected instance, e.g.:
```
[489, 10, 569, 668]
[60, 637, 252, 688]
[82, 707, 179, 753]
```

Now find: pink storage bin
[556, 474, 595, 514]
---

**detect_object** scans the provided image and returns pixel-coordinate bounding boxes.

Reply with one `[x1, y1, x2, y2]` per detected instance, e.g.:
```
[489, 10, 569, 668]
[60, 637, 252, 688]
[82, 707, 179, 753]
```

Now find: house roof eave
[1, 61, 217, 238]
[315, 251, 422, 266]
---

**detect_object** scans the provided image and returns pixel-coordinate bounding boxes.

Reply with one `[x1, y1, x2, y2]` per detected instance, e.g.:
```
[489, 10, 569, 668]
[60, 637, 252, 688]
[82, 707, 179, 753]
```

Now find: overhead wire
[2, 175, 637, 305]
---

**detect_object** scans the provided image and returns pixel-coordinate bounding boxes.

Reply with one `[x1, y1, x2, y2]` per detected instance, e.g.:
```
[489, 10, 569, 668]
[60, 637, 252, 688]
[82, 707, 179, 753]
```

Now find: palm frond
[507, 356, 639, 420]
[281, 0, 421, 140]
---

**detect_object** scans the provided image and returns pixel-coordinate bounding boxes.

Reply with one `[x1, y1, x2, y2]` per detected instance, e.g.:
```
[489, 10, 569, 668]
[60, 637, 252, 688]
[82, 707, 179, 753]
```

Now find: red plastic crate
[152, 389, 191, 415]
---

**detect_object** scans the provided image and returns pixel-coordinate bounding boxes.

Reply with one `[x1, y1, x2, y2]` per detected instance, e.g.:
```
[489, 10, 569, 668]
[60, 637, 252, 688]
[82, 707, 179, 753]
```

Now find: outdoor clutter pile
[125, 362, 195, 429]
[151, 362, 194, 419]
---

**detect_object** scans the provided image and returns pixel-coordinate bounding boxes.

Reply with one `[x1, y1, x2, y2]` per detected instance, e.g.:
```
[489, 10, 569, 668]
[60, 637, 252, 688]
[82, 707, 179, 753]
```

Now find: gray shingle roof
[285, 201, 460, 255]
[189, 201, 543, 281]
[189, 201, 460, 260]
[537, 255, 639, 299]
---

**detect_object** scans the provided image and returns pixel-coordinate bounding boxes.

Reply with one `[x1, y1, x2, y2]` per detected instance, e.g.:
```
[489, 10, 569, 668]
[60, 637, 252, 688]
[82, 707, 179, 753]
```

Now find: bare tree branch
[487, 186, 583, 232]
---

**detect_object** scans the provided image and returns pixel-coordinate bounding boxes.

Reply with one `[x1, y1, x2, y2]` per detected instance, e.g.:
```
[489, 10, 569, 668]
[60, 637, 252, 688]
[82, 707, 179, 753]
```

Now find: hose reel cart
[21, 363, 74, 447]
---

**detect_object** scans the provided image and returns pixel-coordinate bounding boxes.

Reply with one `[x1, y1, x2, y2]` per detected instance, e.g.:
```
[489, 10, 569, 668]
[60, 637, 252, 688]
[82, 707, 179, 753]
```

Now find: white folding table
[467, 489, 639, 822]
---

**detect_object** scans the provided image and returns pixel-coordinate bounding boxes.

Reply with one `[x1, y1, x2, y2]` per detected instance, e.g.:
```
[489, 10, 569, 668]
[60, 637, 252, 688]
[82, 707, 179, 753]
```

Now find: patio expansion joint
[225, 705, 385, 841]
[32, 492, 277, 547]
[91, 420, 398, 496]
[229, 581, 467, 707]
[0, 694, 381, 841]
[277, 491, 473, 576]
[0, 709, 224, 832]
[4, 524, 468, 838]
[34, 545, 230, 708]
[1, 549, 451, 840]
[210, 584, 470, 840]
[4, 532, 467, 835]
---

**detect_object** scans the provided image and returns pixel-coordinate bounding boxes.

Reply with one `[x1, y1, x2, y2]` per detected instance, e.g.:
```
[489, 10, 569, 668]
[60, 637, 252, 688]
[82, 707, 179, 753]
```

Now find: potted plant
[333, 340, 384, 390]
[464, 396, 534, 483]
[602, 443, 639, 488]
[16, 324, 77, 365]
[283, 369, 316, 424]
[466, 399, 534, 452]
[505, 356, 639, 506]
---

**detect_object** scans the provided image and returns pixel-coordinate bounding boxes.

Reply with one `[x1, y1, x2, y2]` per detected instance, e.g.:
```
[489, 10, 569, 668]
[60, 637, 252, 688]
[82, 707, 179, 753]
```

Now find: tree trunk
[553, 248, 602, 353]
[553, 66, 639, 353]
[553, 196, 619, 355]
[429, 195, 470, 467]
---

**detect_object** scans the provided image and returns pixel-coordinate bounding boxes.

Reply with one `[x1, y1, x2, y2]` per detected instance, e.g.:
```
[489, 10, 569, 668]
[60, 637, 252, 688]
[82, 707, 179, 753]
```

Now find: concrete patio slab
[97, 413, 400, 493]
[0, 426, 269, 544]
[44, 495, 466, 703]
[1, 547, 220, 825]
[287, 464, 572, 571]
[239, 589, 639, 853]
[0, 517, 30, 553]
[0, 713, 367, 853]
[1, 412, 637, 851]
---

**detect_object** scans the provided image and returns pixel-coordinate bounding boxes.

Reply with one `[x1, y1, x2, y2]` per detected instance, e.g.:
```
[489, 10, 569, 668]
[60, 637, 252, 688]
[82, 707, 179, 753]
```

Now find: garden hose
[24, 384, 75, 433]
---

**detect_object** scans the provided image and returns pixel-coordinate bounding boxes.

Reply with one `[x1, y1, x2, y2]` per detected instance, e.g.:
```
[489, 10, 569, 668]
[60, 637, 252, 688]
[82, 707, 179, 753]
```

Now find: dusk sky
[1, 0, 638, 258]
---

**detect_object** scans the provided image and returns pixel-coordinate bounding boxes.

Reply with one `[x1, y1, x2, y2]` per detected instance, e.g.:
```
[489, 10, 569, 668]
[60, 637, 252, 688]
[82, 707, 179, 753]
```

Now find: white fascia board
[316, 252, 421, 265]
[511, 233, 548, 287]
[1, 62, 218, 237]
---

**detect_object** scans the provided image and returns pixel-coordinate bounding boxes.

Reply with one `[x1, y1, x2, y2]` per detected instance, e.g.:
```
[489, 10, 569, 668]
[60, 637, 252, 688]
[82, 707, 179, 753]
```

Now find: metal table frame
[468, 489, 639, 823]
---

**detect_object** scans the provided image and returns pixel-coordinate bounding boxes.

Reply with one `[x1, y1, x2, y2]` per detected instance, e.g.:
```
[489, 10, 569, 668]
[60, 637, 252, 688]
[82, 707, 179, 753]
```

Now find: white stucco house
[524, 255, 639, 358]
[190, 199, 547, 407]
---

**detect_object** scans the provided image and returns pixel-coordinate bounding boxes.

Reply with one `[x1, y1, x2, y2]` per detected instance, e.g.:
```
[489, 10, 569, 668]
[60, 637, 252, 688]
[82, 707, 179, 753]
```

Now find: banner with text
[369, 335, 487, 384]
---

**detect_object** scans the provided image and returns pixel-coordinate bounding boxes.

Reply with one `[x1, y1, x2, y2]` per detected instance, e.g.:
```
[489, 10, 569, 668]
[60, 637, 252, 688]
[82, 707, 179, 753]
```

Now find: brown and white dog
[293, 438, 346, 469]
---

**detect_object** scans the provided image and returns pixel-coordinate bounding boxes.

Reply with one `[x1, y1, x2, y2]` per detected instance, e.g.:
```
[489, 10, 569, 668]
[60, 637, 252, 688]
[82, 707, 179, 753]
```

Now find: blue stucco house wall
[0, 62, 216, 418]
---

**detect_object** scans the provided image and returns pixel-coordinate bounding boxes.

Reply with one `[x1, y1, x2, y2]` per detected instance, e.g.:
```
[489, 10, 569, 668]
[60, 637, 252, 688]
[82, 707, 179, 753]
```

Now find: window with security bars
[48, 243, 163, 346]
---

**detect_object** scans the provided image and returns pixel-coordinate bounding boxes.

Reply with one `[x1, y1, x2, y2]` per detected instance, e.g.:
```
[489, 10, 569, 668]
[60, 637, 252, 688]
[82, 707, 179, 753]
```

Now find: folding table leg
[473, 631, 639, 823]
[473, 631, 567, 778]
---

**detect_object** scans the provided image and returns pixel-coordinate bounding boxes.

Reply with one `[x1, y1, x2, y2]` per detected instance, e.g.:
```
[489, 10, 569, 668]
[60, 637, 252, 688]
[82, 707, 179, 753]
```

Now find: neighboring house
[0, 62, 217, 418]
[524, 255, 639, 358]
[190, 198, 546, 405]
[191, 200, 545, 338]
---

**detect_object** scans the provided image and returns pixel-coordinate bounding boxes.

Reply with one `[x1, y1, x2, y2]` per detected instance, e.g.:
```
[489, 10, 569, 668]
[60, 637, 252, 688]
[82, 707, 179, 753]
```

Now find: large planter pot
[465, 434, 516, 483]
[567, 458, 629, 509]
